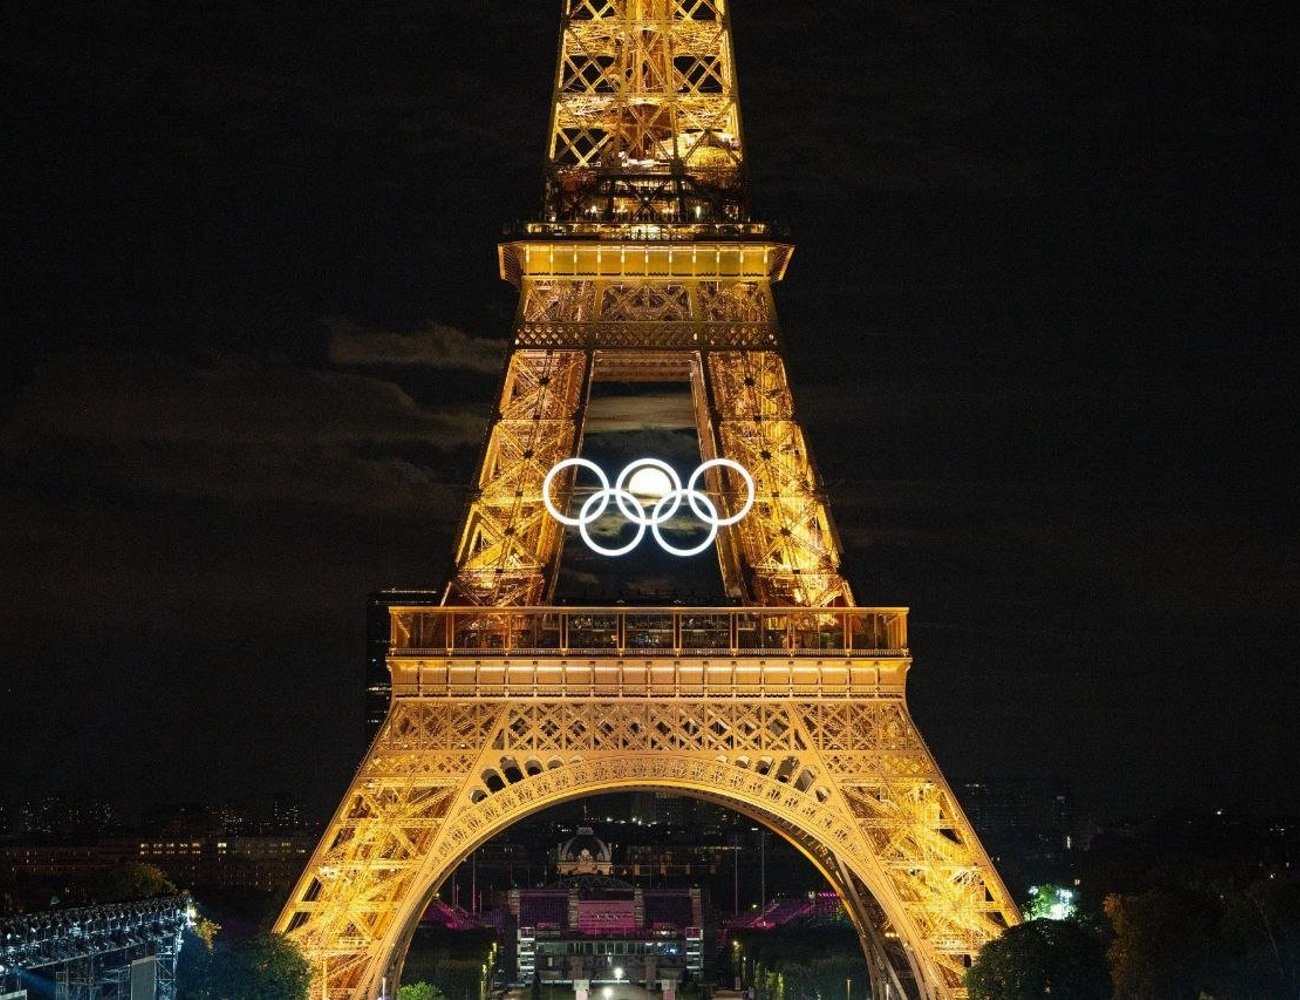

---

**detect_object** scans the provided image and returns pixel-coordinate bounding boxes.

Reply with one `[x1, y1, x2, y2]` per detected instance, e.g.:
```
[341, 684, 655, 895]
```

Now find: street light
[845, 978, 851, 1000]
[733, 842, 740, 917]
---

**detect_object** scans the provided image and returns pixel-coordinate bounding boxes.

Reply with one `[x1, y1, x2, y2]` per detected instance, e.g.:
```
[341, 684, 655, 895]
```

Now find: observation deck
[498, 233, 793, 285]
[388, 605, 910, 699]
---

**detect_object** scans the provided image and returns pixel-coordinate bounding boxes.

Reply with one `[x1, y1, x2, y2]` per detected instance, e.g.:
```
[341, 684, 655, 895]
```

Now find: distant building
[9, 797, 120, 840]
[629, 793, 657, 826]
[271, 793, 305, 832]
[215, 801, 247, 835]
[651, 794, 687, 829]
[142, 802, 218, 838]
[556, 828, 614, 876]
[133, 835, 312, 892]
[627, 794, 728, 832]
[507, 829, 706, 987]
[960, 779, 1075, 874]
[366, 589, 441, 744]
[0, 835, 314, 902]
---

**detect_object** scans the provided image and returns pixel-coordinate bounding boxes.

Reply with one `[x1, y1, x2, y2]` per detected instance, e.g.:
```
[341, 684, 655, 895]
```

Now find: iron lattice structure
[278, 2, 1019, 998]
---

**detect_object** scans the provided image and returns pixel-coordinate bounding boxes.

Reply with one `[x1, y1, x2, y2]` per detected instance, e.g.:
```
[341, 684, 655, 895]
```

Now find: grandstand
[727, 891, 845, 931]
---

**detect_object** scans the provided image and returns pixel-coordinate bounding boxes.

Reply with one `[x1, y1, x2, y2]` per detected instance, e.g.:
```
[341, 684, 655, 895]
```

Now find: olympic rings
[542, 457, 756, 557]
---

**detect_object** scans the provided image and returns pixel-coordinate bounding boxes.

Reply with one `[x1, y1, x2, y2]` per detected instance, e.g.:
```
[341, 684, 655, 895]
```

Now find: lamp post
[845, 978, 851, 1000]
[732, 842, 740, 917]
[744, 827, 768, 913]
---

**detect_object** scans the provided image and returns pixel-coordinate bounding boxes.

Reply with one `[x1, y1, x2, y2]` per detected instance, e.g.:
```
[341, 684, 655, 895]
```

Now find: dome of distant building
[556, 827, 613, 875]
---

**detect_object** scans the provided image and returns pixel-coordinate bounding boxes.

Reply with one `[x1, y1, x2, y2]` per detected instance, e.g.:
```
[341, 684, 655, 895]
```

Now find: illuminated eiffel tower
[277, 3, 1019, 997]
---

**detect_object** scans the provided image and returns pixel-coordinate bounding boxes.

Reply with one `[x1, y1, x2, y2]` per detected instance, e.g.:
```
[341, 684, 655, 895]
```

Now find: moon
[626, 464, 673, 498]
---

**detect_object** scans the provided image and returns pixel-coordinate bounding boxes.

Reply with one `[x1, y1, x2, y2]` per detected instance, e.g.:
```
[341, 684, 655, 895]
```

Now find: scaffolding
[0, 895, 189, 1000]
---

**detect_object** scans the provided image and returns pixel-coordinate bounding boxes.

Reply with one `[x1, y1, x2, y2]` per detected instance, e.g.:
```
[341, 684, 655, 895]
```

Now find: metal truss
[463, 235, 841, 608]
[278, 628, 1018, 1000]
[446, 349, 589, 607]
[280, 1, 1019, 997]
[703, 350, 853, 607]
[545, 0, 746, 224]
[1, 896, 188, 1000]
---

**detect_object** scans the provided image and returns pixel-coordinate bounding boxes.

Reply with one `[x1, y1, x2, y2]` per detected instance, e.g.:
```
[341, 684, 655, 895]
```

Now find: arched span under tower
[279, 612, 1018, 998]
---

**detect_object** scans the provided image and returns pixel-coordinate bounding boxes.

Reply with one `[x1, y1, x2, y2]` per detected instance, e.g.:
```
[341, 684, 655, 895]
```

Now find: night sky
[2, 1, 1294, 825]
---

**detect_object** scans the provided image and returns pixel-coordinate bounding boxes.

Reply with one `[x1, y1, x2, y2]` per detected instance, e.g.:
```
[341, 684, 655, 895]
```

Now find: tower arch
[280, 658, 1017, 999]
[373, 766, 933, 1000]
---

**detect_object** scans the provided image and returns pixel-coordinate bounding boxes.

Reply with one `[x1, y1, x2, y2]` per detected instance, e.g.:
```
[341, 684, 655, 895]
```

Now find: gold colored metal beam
[278, 686, 1018, 999]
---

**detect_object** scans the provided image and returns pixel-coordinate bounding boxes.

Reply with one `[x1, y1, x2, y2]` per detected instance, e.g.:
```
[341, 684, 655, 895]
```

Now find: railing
[514, 320, 780, 350]
[390, 606, 907, 659]
[508, 220, 779, 241]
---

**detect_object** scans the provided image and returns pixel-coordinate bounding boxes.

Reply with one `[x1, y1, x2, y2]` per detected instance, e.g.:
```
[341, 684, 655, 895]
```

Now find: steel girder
[548, 1, 742, 171]
[277, 687, 1018, 999]
[448, 258, 848, 608]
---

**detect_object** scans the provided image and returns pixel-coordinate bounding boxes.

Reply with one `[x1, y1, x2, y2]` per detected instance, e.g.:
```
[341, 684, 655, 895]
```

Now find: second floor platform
[388, 605, 910, 700]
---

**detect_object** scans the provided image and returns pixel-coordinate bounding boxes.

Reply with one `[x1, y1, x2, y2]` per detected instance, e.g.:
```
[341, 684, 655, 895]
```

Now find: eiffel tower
[277, 3, 1019, 997]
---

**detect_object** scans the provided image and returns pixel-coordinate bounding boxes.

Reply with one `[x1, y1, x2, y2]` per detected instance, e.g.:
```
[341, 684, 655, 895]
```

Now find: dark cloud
[327, 318, 505, 373]
[0, 351, 483, 509]
[6, 351, 483, 441]
[0, 350, 477, 654]
[0, 348, 475, 814]
[584, 393, 698, 433]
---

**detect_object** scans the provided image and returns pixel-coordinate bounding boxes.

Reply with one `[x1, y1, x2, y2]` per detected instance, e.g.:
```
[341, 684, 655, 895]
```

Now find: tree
[91, 861, 177, 902]
[178, 930, 311, 1000]
[225, 931, 312, 1000]
[175, 907, 221, 1000]
[1105, 889, 1223, 1000]
[1209, 879, 1300, 998]
[177, 926, 219, 1000]
[966, 918, 1110, 1000]
[192, 914, 221, 949]
[401, 984, 449, 1000]
[1023, 884, 1079, 922]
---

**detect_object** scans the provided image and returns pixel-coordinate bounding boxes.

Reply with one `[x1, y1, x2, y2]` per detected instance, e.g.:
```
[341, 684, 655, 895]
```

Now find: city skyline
[2, 0, 1293, 828]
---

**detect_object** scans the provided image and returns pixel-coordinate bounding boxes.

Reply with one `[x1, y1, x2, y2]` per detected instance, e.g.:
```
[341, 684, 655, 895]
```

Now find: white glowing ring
[652, 490, 718, 557]
[577, 489, 646, 557]
[687, 458, 756, 526]
[542, 457, 609, 526]
[543, 457, 755, 557]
